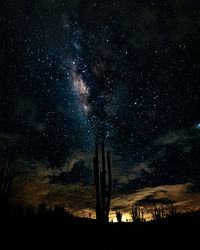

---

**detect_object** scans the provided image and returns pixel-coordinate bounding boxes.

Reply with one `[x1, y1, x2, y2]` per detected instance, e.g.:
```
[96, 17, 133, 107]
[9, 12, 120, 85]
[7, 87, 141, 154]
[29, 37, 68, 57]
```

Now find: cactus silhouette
[152, 203, 167, 220]
[93, 142, 112, 223]
[131, 205, 144, 222]
[0, 161, 12, 209]
[152, 202, 177, 220]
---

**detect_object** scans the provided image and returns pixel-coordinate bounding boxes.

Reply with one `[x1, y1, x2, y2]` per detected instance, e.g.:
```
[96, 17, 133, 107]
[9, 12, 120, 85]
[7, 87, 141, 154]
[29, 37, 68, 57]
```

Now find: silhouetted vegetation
[152, 203, 165, 220]
[0, 157, 198, 249]
[1, 200, 200, 249]
[131, 205, 145, 223]
[116, 210, 122, 223]
[152, 202, 177, 220]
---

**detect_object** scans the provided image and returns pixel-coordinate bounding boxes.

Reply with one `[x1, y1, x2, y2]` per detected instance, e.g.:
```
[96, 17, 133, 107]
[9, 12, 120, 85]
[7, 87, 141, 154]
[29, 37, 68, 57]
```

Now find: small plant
[116, 211, 122, 223]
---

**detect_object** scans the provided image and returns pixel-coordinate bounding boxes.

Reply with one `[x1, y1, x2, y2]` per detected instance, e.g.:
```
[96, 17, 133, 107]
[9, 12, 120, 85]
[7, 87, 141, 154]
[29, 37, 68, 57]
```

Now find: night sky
[1, 0, 200, 220]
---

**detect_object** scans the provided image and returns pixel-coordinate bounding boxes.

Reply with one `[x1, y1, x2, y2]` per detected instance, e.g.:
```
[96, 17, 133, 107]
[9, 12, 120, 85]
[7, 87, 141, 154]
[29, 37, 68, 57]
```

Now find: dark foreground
[1, 210, 200, 249]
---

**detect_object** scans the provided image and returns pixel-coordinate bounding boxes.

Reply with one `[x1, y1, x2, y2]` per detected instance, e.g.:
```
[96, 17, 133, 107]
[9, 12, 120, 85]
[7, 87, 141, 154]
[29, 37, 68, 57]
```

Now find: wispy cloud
[10, 156, 200, 221]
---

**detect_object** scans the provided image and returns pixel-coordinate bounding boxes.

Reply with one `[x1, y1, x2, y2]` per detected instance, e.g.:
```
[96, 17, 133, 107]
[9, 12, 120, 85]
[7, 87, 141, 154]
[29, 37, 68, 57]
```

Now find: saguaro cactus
[93, 142, 112, 222]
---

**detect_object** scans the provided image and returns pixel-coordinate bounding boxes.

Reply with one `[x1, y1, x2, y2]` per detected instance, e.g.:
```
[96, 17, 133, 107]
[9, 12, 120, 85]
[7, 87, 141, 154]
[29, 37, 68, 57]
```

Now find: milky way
[62, 19, 119, 143]
[70, 64, 91, 113]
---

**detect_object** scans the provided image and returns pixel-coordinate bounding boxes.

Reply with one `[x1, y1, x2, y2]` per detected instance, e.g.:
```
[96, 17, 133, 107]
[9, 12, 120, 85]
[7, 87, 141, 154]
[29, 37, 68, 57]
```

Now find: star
[195, 123, 200, 130]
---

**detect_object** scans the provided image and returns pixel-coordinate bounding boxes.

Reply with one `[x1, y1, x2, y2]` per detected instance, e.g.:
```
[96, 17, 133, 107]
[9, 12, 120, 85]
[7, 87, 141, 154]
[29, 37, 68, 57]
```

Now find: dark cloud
[50, 160, 93, 185]
[185, 182, 200, 193]
[128, 134, 200, 191]
[9, 157, 200, 221]
[137, 196, 172, 206]
[62, 0, 200, 50]
[108, 128, 200, 195]
[14, 98, 46, 132]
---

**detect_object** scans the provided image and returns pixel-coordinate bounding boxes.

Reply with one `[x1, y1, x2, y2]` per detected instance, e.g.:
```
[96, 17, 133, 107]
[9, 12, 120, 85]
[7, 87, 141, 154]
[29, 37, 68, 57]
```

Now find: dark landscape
[1, 203, 200, 249]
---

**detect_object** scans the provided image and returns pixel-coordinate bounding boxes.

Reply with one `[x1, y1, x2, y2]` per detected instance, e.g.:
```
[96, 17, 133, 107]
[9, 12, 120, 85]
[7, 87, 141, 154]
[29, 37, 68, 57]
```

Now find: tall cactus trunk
[93, 142, 112, 223]
[100, 141, 106, 221]
[93, 144, 101, 221]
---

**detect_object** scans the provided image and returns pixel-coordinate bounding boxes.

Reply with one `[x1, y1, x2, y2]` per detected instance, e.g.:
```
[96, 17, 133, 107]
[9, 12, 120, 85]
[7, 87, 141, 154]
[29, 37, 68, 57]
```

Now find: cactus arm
[106, 150, 111, 221]
[93, 144, 101, 221]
